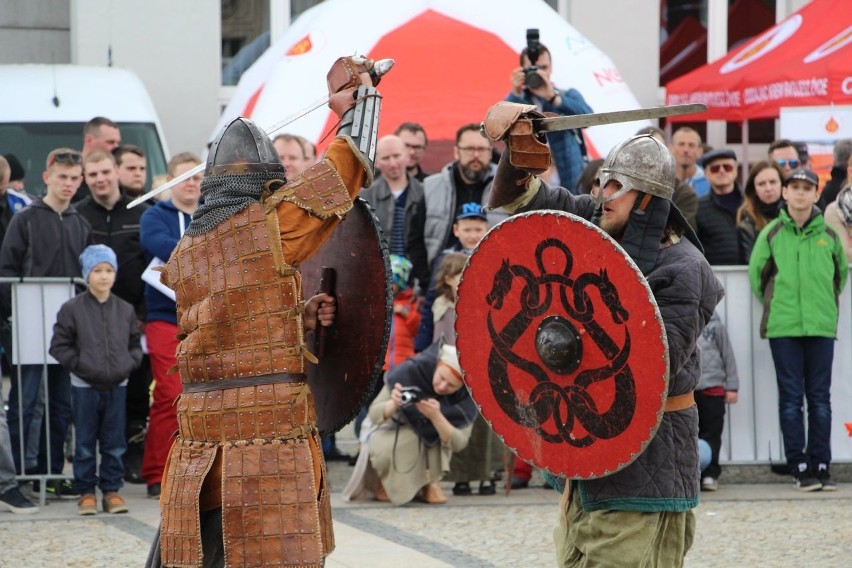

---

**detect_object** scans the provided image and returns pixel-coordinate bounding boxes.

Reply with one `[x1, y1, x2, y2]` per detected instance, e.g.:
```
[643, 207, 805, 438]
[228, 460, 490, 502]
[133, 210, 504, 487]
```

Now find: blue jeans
[6, 364, 71, 474]
[769, 337, 834, 472]
[71, 386, 127, 494]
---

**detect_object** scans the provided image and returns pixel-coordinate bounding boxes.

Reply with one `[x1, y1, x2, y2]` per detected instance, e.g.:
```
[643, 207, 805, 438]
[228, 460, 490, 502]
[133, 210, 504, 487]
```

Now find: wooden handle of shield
[315, 267, 337, 358]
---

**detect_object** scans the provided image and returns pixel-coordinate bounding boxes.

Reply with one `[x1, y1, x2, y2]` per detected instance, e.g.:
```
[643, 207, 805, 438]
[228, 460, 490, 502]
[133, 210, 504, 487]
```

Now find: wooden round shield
[301, 198, 391, 435]
[455, 210, 669, 479]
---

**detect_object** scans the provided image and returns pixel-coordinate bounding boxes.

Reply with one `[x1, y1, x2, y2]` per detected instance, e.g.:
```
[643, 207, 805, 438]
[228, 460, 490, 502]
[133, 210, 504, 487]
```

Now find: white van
[0, 64, 169, 194]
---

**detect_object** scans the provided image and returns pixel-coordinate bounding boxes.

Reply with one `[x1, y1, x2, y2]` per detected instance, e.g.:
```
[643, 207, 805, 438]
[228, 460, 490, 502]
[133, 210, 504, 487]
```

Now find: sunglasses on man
[708, 163, 735, 174]
[775, 159, 801, 169]
[47, 152, 83, 168]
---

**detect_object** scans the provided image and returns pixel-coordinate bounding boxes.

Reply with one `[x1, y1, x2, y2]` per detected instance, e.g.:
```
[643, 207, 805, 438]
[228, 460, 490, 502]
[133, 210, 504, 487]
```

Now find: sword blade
[126, 161, 204, 209]
[128, 58, 396, 209]
[533, 103, 707, 133]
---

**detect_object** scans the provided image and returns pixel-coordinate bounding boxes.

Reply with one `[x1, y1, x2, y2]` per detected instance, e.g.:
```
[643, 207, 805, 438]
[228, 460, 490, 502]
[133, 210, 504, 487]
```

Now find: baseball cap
[784, 168, 819, 187]
[456, 202, 487, 221]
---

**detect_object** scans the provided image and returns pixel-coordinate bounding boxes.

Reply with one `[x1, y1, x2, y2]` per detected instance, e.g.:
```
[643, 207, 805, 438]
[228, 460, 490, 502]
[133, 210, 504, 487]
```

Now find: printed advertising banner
[666, 0, 852, 122]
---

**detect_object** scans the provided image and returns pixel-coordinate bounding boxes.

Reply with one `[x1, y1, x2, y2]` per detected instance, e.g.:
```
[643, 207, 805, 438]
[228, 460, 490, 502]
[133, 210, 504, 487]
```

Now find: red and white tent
[215, 0, 647, 168]
[665, 0, 852, 122]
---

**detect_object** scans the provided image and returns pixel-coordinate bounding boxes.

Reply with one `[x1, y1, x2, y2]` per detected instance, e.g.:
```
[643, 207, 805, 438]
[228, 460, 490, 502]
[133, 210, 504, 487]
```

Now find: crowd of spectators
[2, 85, 852, 519]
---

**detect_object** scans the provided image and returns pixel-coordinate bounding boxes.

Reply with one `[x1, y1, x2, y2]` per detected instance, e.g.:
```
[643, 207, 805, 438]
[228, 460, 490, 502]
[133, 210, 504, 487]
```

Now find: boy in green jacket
[749, 168, 848, 491]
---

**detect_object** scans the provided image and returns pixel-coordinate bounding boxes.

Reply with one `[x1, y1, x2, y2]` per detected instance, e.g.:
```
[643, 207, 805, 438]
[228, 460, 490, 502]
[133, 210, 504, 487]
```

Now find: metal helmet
[596, 134, 675, 205]
[204, 117, 284, 177]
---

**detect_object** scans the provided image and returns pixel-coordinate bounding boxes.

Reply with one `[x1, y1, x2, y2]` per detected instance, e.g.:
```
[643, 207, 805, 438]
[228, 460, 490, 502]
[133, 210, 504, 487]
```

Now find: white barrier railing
[714, 267, 852, 464]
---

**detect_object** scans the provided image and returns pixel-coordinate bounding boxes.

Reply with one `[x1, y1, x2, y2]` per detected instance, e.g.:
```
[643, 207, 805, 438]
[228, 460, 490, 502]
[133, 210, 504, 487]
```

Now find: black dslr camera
[524, 28, 546, 90]
[399, 386, 425, 407]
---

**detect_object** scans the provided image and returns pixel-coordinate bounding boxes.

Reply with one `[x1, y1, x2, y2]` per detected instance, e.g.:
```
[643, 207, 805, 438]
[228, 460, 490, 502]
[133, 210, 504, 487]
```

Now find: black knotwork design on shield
[485, 238, 635, 447]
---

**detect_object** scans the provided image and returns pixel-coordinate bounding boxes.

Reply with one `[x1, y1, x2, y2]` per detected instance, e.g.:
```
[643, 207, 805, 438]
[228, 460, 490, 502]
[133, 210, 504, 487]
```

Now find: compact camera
[523, 28, 546, 91]
[399, 386, 425, 407]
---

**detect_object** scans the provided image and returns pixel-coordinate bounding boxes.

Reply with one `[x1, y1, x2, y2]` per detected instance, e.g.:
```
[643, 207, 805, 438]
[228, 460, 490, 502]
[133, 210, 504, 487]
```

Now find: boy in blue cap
[49, 244, 143, 514]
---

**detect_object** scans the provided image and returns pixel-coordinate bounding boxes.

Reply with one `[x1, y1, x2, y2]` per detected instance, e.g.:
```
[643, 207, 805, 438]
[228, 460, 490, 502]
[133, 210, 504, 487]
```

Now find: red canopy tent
[665, 0, 852, 122]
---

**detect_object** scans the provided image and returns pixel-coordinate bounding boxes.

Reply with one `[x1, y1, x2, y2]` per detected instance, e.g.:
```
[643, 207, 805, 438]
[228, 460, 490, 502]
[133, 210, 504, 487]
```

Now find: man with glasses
[407, 123, 506, 291]
[0, 148, 92, 493]
[696, 149, 744, 265]
[395, 122, 430, 182]
[769, 139, 806, 178]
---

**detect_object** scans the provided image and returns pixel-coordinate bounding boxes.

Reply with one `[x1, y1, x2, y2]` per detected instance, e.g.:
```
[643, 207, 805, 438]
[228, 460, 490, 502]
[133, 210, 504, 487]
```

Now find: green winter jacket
[748, 206, 848, 338]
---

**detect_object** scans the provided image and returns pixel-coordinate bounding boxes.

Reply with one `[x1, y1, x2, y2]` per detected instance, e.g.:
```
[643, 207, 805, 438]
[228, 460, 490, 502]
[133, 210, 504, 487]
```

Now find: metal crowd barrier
[0, 277, 84, 507]
[712, 266, 852, 466]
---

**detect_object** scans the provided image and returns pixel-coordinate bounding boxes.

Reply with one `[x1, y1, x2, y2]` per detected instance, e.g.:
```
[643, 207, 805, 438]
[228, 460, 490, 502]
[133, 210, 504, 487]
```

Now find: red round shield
[455, 210, 669, 479]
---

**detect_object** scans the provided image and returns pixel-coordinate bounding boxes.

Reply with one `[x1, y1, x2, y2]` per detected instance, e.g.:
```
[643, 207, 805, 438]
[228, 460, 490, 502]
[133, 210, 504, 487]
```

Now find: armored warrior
[466, 103, 725, 567]
[145, 56, 384, 568]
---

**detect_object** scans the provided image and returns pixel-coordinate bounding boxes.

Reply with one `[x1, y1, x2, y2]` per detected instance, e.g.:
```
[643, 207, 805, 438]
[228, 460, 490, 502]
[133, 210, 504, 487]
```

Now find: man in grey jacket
[407, 123, 506, 290]
[484, 110, 724, 566]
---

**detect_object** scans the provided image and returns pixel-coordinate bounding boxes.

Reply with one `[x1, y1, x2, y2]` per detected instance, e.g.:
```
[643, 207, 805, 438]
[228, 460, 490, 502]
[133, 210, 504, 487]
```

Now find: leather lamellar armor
[157, 162, 354, 568]
[167, 204, 310, 382]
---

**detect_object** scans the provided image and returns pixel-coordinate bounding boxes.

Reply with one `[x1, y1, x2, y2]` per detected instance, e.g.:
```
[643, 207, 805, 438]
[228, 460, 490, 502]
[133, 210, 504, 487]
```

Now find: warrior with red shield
[457, 102, 724, 567]
[144, 55, 389, 568]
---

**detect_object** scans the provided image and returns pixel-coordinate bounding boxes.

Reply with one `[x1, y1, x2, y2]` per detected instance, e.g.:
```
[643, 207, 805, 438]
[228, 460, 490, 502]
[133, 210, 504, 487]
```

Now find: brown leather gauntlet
[482, 101, 552, 175]
[327, 56, 376, 118]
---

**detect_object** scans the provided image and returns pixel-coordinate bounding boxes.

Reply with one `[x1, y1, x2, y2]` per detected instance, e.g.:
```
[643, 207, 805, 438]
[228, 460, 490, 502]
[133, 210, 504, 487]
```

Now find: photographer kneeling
[507, 30, 593, 191]
[343, 342, 477, 505]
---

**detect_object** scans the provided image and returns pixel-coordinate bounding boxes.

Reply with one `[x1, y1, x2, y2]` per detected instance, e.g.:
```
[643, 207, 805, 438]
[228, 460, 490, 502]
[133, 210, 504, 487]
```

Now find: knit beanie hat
[80, 244, 118, 281]
[389, 254, 413, 289]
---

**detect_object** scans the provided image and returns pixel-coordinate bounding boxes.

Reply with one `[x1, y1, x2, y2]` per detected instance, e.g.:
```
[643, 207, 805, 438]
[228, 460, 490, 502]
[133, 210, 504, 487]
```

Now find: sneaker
[147, 482, 161, 499]
[102, 492, 128, 514]
[816, 466, 837, 491]
[794, 473, 823, 492]
[77, 493, 97, 516]
[47, 479, 80, 498]
[701, 476, 718, 491]
[0, 487, 39, 515]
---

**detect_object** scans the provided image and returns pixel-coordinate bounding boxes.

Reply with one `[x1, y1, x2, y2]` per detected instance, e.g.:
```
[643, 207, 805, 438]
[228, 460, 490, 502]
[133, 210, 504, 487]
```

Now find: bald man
[361, 135, 424, 257]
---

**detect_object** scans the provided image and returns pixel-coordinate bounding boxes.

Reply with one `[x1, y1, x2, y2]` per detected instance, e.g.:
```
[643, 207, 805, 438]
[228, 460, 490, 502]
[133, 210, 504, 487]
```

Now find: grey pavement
[2, 428, 852, 568]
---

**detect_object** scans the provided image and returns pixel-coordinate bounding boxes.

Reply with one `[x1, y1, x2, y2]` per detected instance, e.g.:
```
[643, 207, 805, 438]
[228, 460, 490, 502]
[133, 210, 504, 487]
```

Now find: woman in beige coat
[343, 342, 476, 505]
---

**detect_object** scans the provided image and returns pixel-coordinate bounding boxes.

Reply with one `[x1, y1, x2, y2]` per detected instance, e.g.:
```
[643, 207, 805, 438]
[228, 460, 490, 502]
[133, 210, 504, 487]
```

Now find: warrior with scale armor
[457, 102, 725, 567]
[145, 56, 385, 568]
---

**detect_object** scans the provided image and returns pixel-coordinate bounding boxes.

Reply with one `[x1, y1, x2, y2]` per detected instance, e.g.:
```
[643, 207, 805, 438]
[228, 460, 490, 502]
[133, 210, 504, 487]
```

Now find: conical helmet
[205, 118, 284, 177]
[597, 134, 675, 202]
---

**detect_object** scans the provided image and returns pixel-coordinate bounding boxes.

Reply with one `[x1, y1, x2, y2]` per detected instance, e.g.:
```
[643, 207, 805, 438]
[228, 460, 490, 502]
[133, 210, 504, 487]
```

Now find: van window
[0, 122, 167, 197]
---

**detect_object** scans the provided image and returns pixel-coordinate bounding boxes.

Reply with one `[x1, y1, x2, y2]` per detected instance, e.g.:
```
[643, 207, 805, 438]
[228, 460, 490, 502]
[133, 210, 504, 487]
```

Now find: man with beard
[114, 145, 148, 198]
[407, 123, 506, 291]
[481, 101, 724, 566]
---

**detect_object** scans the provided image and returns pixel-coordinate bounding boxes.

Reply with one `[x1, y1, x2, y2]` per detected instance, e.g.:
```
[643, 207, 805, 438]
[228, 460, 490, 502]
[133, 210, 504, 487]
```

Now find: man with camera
[507, 30, 593, 192]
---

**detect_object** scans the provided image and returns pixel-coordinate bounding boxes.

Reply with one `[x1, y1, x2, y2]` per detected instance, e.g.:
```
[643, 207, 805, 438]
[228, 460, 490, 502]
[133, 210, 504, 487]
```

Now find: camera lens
[526, 69, 545, 90]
